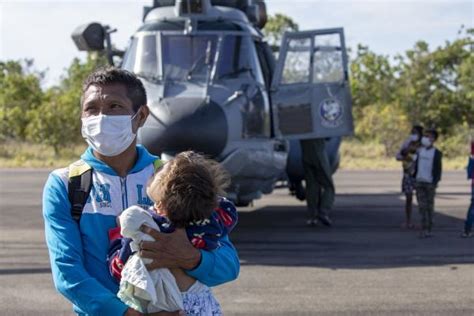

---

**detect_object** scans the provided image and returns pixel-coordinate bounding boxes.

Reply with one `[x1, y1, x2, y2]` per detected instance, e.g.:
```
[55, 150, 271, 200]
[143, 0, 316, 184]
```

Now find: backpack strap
[68, 160, 93, 223]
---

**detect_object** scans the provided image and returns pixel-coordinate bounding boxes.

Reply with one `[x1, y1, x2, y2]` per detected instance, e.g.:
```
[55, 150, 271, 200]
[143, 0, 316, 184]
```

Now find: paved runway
[1, 169, 473, 315]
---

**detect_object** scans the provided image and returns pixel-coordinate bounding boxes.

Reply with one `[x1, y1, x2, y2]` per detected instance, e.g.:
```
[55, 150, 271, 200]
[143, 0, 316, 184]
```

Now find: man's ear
[138, 105, 149, 127]
[133, 105, 149, 133]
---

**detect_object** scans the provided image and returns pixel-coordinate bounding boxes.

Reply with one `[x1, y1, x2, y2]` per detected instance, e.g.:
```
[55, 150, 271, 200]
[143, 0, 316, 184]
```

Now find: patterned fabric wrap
[149, 197, 238, 250]
[107, 197, 238, 281]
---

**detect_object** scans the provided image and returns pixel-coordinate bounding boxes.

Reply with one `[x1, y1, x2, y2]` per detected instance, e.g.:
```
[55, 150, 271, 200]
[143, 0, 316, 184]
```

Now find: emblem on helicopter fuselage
[319, 98, 343, 128]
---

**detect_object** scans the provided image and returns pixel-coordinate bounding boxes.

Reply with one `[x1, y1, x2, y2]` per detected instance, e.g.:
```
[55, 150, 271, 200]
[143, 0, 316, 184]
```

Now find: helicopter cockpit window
[215, 35, 268, 138]
[161, 35, 218, 81]
[216, 35, 264, 85]
[281, 38, 311, 84]
[122, 37, 138, 72]
[312, 34, 344, 83]
[123, 35, 159, 80]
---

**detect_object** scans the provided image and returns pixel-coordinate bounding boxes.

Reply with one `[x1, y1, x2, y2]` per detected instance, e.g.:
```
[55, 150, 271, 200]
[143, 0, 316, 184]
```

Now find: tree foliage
[25, 53, 108, 154]
[0, 60, 44, 141]
[350, 27, 473, 154]
[263, 13, 299, 47]
[0, 14, 471, 158]
[0, 53, 107, 154]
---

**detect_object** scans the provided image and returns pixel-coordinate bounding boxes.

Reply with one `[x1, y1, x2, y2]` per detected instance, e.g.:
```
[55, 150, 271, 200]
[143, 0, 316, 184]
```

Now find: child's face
[153, 201, 167, 216]
[149, 162, 171, 216]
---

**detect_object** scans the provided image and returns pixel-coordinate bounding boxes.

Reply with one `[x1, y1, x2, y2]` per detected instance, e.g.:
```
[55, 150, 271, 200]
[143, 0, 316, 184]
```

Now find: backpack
[67, 159, 164, 223]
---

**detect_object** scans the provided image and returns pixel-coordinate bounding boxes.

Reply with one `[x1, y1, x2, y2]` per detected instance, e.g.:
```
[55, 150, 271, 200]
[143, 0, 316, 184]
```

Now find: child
[107, 151, 237, 315]
[413, 128, 442, 238]
[396, 125, 423, 228]
[461, 141, 474, 238]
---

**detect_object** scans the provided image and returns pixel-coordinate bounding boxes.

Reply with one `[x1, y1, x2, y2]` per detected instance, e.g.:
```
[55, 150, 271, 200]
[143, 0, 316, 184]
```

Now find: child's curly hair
[146, 151, 230, 228]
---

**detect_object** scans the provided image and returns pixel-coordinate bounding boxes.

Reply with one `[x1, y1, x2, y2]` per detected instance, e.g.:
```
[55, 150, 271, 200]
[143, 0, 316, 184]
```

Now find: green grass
[0, 141, 87, 168]
[339, 140, 468, 170]
[0, 141, 468, 170]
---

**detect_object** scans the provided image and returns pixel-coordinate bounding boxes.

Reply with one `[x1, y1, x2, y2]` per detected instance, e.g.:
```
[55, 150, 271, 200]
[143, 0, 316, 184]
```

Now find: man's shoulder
[46, 160, 88, 192]
[49, 167, 69, 183]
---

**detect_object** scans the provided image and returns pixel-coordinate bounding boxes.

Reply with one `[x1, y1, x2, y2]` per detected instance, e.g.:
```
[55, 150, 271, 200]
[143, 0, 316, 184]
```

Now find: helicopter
[71, 0, 353, 206]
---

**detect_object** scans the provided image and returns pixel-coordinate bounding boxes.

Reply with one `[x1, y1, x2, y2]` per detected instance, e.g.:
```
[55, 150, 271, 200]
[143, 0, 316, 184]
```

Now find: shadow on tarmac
[233, 193, 474, 269]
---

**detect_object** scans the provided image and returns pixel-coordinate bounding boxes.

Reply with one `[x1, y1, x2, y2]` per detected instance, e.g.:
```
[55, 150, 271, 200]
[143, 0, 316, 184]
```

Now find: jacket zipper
[120, 177, 128, 210]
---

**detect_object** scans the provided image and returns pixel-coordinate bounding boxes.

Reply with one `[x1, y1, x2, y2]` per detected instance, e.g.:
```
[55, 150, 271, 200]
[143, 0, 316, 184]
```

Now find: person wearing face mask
[396, 125, 424, 229]
[42, 68, 240, 316]
[413, 128, 443, 238]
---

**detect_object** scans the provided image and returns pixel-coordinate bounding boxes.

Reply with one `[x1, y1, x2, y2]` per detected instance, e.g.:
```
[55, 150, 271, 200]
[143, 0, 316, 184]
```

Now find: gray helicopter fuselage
[120, 4, 341, 205]
[124, 6, 281, 204]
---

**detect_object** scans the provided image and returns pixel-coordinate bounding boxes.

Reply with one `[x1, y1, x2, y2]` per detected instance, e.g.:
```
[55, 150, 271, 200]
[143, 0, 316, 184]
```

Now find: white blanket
[117, 206, 184, 313]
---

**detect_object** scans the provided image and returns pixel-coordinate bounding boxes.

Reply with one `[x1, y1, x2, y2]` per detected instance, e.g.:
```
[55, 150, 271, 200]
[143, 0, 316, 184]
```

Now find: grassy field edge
[0, 141, 468, 170]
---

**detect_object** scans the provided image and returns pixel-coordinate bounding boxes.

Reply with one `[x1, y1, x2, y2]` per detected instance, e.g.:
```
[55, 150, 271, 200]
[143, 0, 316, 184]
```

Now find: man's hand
[139, 226, 201, 270]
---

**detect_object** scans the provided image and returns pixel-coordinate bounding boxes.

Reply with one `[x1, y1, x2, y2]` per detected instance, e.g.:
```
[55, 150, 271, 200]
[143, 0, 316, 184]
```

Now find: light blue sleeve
[43, 173, 129, 316]
[185, 235, 240, 287]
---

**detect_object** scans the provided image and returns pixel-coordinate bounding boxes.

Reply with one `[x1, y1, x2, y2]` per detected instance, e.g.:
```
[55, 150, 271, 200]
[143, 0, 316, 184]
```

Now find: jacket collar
[81, 145, 158, 176]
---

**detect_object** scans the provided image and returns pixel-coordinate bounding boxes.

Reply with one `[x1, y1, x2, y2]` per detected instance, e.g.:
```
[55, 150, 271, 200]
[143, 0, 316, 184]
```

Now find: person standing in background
[396, 125, 424, 229]
[414, 129, 443, 238]
[300, 138, 334, 227]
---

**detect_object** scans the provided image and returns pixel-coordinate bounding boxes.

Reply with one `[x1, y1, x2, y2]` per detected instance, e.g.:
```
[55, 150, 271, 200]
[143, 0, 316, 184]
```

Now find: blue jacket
[43, 145, 240, 316]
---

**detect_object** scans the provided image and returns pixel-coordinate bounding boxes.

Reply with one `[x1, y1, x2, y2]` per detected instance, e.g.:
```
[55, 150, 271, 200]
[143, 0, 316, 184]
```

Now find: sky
[0, 0, 472, 87]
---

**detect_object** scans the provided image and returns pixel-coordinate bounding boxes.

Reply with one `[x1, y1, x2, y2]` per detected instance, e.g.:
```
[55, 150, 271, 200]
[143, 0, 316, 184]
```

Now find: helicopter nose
[138, 97, 228, 158]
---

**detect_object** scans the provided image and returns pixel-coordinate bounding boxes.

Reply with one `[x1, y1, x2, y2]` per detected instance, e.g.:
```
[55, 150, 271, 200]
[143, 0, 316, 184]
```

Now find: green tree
[349, 45, 396, 110]
[0, 60, 44, 141]
[355, 102, 410, 155]
[396, 28, 473, 134]
[26, 53, 107, 154]
[263, 13, 299, 47]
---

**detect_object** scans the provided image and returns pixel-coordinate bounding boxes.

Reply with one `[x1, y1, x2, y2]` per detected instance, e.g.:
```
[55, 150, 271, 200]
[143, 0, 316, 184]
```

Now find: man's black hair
[426, 128, 439, 141]
[81, 67, 147, 112]
[412, 125, 424, 136]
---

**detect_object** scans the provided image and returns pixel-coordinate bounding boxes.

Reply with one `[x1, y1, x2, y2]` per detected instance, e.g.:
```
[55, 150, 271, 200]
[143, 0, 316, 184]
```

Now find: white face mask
[409, 134, 419, 142]
[421, 136, 432, 147]
[81, 112, 139, 157]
